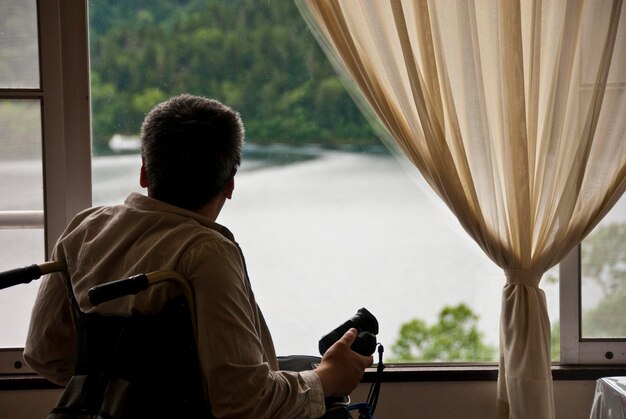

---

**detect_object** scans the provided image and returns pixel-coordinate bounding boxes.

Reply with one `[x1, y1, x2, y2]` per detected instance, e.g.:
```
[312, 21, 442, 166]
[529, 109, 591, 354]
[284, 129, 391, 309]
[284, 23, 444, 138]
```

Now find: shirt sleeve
[23, 251, 76, 386]
[300, 370, 326, 418]
[182, 239, 326, 419]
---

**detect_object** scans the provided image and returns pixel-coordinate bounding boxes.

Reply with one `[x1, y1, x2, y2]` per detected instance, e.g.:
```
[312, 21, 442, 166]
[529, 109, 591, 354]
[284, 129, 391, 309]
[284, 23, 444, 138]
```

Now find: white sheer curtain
[296, 1, 626, 417]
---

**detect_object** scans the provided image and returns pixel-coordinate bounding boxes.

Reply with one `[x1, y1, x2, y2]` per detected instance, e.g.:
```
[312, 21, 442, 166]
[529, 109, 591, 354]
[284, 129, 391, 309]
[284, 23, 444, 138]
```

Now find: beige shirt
[24, 192, 325, 418]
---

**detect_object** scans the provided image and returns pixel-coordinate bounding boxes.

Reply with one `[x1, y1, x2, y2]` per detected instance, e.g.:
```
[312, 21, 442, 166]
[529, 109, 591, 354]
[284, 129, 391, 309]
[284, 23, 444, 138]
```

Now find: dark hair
[140, 94, 244, 211]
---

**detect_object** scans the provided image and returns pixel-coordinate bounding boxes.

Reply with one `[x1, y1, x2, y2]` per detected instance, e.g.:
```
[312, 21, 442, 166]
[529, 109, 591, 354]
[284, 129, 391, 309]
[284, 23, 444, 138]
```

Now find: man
[24, 94, 372, 418]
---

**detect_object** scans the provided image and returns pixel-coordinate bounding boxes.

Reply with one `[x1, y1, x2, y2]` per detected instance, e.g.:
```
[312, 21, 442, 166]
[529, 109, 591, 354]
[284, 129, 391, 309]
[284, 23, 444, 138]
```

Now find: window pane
[0, 0, 39, 88]
[0, 229, 44, 347]
[0, 100, 43, 211]
[89, 1, 560, 361]
[580, 6, 626, 340]
[581, 194, 626, 339]
[0, 99, 44, 346]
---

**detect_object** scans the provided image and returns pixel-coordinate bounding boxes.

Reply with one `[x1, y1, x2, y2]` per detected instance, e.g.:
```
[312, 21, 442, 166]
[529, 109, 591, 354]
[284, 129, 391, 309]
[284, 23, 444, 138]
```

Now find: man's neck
[194, 196, 227, 221]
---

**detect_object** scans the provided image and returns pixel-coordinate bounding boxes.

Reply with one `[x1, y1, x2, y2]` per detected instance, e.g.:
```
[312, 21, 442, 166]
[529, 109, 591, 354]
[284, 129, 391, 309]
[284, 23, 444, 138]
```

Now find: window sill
[2, 364, 626, 390]
[0, 373, 61, 391]
[362, 363, 626, 382]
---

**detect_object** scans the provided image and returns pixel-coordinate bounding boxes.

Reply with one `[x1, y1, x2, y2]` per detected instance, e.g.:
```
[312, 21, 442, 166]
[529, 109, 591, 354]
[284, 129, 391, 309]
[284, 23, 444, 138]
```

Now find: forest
[89, 0, 378, 154]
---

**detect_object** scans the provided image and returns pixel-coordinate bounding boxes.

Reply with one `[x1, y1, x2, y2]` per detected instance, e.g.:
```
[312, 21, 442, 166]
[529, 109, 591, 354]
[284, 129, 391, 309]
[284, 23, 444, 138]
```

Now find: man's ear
[225, 176, 235, 199]
[140, 163, 149, 188]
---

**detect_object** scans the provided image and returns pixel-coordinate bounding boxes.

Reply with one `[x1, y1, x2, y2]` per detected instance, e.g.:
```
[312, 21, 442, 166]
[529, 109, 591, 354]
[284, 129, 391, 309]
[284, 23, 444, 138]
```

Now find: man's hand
[314, 328, 374, 397]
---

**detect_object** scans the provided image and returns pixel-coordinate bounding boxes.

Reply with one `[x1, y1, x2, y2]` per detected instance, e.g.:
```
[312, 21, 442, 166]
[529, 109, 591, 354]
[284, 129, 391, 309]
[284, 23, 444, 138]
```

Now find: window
[0, 0, 44, 349]
[560, 211, 626, 365]
[560, 169, 626, 364]
[0, 0, 623, 371]
[581, 202, 626, 341]
[86, 0, 545, 361]
[559, 5, 626, 365]
[0, 0, 90, 371]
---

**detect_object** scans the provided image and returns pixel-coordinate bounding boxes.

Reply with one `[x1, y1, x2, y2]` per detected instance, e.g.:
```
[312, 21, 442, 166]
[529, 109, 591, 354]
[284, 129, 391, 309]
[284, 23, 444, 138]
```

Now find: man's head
[140, 94, 244, 212]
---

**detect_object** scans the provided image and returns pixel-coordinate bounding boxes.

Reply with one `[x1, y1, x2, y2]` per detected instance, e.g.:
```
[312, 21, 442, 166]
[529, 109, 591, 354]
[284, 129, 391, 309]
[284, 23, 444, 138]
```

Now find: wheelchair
[1, 263, 383, 419]
[1, 262, 211, 418]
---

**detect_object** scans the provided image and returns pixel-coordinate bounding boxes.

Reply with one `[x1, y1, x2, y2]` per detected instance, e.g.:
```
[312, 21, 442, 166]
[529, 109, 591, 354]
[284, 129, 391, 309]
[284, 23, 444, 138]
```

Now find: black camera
[318, 308, 379, 356]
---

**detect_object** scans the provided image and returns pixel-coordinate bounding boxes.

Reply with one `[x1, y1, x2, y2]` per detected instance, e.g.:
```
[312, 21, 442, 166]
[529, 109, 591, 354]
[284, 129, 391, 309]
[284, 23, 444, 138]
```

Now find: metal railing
[0, 211, 44, 229]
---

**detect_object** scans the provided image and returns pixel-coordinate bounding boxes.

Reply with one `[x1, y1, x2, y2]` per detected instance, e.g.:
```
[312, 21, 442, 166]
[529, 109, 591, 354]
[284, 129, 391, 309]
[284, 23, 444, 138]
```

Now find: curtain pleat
[297, 1, 626, 417]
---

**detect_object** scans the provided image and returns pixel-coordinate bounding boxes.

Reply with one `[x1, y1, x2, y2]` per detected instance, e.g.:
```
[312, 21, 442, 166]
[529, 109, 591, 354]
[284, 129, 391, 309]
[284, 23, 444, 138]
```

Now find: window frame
[0, 0, 92, 251]
[558, 19, 626, 365]
[560, 245, 626, 365]
[39, 0, 92, 254]
[0, 0, 91, 374]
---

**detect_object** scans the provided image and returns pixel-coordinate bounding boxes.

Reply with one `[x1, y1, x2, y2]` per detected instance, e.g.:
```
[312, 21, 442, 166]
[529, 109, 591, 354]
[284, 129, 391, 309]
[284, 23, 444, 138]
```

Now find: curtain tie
[504, 269, 541, 287]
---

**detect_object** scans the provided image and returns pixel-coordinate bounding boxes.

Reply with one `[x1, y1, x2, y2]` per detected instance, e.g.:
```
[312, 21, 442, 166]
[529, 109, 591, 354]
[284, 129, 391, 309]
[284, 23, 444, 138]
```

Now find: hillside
[89, 0, 378, 153]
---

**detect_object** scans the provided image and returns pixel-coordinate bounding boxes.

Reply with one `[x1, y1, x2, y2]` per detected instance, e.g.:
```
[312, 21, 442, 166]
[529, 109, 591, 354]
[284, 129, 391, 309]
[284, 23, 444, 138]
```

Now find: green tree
[581, 222, 626, 337]
[583, 222, 626, 295]
[0, 0, 39, 86]
[551, 321, 560, 362]
[391, 303, 496, 362]
[0, 101, 41, 160]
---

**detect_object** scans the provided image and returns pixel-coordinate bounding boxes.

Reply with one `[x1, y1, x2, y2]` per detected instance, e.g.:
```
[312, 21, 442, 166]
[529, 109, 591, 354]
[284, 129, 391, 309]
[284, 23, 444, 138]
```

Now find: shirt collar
[123, 192, 236, 242]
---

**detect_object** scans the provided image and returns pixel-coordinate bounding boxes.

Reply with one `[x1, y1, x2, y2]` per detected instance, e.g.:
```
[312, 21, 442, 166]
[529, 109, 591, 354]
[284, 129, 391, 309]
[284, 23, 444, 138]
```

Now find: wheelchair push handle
[0, 261, 65, 291]
[88, 273, 150, 306]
